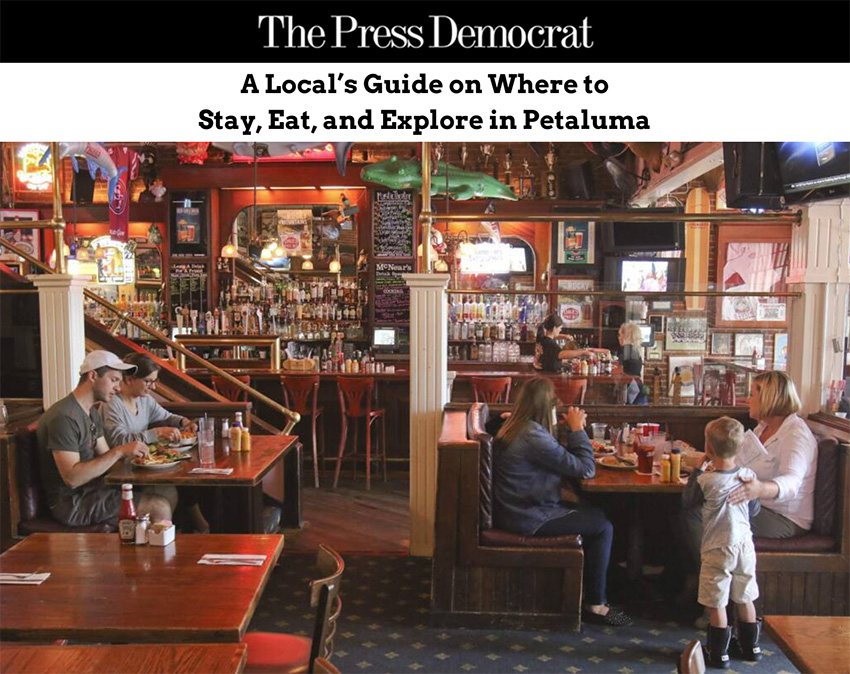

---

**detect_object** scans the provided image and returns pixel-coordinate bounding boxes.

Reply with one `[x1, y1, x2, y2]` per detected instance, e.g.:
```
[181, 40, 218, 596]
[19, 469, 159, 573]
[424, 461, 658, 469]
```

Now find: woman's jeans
[536, 504, 614, 606]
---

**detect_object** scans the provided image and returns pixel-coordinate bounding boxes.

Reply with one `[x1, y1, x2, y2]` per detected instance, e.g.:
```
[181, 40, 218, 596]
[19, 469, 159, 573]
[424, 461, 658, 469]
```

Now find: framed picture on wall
[0, 209, 39, 262]
[553, 221, 596, 265]
[710, 333, 733, 356]
[556, 277, 595, 328]
[774, 333, 789, 370]
[734, 333, 765, 358]
[169, 192, 208, 256]
[648, 315, 665, 334]
[716, 224, 791, 328]
[668, 355, 702, 397]
[665, 315, 708, 352]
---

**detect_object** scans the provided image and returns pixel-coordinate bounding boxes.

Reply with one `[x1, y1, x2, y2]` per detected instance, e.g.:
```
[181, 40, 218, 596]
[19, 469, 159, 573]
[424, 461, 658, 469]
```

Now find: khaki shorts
[698, 541, 759, 608]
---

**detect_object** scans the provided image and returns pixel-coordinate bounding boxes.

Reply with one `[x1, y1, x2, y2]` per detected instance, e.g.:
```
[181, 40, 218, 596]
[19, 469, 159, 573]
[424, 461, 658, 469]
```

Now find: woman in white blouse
[727, 371, 818, 535]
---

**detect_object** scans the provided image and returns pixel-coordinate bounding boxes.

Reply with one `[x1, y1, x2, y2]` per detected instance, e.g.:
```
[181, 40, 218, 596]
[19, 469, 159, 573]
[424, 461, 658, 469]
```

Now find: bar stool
[211, 374, 251, 402]
[281, 375, 325, 489]
[470, 376, 512, 404]
[552, 377, 588, 405]
[334, 376, 387, 491]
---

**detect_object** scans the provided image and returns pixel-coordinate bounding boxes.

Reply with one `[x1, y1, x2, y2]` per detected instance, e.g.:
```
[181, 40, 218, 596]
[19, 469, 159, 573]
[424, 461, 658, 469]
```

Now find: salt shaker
[135, 514, 150, 545]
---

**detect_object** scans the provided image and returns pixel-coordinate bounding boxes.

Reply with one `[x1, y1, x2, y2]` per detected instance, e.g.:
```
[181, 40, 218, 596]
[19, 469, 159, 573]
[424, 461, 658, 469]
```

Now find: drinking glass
[636, 444, 654, 475]
[591, 423, 608, 441]
[198, 418, 216, 468]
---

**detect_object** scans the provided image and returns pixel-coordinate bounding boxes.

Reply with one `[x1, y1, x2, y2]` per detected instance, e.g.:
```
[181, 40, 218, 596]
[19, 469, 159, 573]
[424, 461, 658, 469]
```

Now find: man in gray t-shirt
[36, 351, 171, 527]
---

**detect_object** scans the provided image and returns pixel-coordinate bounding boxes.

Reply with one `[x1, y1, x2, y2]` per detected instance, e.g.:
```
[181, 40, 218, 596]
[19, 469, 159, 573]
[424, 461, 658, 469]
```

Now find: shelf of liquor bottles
[191, 275, 369, 339]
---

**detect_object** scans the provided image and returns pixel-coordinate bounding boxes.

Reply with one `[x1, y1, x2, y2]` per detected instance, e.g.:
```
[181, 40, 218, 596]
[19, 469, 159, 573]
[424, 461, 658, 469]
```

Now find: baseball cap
[80, 350, 138, 375]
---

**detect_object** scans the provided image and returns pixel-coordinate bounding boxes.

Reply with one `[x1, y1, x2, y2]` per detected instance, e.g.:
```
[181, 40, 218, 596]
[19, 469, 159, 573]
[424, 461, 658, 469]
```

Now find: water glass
[198, 418, 215, 468]
[591, 423, 608, 441]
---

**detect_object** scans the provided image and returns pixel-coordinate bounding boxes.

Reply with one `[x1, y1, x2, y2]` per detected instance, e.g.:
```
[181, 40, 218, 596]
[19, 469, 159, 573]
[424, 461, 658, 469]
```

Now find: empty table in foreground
[0, 533, 283, 643]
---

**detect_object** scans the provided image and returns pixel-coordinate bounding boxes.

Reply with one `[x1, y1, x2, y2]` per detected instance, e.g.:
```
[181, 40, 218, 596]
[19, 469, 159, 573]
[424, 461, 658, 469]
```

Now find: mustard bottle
[230, 413, 243, 451]
[241, 427, 251, 452]
[660, 453, 672, 482]
[671, 448, 682, 482]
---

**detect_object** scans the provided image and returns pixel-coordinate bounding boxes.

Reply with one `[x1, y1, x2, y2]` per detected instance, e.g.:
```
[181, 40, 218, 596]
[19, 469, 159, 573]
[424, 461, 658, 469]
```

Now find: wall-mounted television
[372, 327, 398, 350]
[601, 208, 685, 253]
[604, 257, 684, 292]
[775, 142, 850, 204]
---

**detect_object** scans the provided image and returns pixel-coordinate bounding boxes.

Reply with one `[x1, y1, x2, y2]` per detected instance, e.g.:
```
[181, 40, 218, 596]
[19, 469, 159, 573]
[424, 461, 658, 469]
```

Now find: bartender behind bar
[533, 314, 597, 372]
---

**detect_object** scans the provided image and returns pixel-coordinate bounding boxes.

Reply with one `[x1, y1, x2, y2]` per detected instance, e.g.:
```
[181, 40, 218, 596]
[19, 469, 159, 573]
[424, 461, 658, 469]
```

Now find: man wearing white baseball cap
[36, 350, 175, 527]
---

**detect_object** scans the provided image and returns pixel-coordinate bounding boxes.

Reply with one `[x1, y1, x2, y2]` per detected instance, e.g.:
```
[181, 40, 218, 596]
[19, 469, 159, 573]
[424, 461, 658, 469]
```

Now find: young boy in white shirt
[682, 416, 762, 669]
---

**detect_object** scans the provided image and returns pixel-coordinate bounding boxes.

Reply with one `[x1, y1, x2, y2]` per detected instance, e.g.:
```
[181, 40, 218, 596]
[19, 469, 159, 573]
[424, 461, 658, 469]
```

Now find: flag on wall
[107, 146, 139, 242]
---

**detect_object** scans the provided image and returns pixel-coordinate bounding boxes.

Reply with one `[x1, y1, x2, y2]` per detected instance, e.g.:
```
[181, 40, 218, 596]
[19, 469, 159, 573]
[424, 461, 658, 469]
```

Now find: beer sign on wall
[91, 236, 135, 285]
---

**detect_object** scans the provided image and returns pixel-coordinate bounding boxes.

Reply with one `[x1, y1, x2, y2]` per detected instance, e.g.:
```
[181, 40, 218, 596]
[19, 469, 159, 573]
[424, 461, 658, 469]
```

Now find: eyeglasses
[141, 378, 158, 388]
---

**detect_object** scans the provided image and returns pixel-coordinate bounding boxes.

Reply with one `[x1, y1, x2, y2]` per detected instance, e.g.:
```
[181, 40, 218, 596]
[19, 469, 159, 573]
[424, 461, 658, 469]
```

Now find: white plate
[595, 456, 636, 471]
[176, 436, 197, 447]
[168, 440, 196, 451]
[132, 459, 181, 470]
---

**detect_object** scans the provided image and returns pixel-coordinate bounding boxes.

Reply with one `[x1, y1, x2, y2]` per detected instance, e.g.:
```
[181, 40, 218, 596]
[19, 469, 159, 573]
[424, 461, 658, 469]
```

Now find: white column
[786, 198, 850, 414]
[404, 273, 449, 557]
[27, 274, 89, 409]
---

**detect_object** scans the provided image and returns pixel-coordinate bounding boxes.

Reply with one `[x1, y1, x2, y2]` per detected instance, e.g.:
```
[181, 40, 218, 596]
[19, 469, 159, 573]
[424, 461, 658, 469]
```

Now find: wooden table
[0, 644, 247, 674]
[764, 615, 850, 674]
[0, 533, 283, 643]
[582, 465, 685, 579]
[106, 436, 302, 532]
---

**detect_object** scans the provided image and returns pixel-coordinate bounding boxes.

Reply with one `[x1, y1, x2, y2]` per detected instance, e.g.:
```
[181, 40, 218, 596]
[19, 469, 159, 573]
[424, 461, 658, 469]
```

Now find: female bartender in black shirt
[533, 314, 596, 372]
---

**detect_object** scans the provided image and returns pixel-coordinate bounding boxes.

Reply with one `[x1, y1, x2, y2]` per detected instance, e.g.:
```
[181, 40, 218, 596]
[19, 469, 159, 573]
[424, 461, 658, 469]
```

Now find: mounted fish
[211, 142, 354, 175]
[39, 143, 126, 203]
[360, 157, 518, 201]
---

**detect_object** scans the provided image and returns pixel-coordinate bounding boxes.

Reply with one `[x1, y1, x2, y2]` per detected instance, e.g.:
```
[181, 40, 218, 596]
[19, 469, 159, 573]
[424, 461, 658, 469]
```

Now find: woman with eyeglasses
[104, 353, 197, 446]
[104, 353, 208, 533]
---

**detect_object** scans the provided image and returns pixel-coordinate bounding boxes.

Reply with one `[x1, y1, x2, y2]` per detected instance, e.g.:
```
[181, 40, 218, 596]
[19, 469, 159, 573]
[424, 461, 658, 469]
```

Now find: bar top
[186, 369, 410, 381]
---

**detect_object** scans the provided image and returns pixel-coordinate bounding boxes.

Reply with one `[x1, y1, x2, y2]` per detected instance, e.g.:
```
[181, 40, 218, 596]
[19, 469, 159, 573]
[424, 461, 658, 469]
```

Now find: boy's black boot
[736, 619, 763, 661]
[704, 625, 732, 669]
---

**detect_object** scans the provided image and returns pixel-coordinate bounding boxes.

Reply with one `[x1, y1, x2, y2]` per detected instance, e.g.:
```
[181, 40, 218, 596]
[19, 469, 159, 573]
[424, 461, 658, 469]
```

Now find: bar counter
[450, 369, 635, 404]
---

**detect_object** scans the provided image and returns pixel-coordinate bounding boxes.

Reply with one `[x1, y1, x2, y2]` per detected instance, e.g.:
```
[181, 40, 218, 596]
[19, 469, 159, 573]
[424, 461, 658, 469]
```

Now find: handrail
[0, 237, 301, 434]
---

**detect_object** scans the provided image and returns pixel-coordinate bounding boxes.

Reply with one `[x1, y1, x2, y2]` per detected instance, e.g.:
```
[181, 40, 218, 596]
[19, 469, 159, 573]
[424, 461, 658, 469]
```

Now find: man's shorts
[698, 540, 760, 608]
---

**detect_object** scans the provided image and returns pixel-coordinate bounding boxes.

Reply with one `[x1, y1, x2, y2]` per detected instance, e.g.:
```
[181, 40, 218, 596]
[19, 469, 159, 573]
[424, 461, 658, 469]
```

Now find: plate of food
[134, 448, 188, 470]
[591, 441, 616, 456]
[174, 430, 197, 447]
[596, 455, 637, 471]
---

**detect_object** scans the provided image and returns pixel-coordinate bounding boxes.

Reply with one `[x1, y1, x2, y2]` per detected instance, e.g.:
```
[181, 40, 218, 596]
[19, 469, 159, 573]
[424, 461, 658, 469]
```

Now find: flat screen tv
[775, 142, 850, 203]
[601, 208, 685, 253]
[604, 257, 683, 292]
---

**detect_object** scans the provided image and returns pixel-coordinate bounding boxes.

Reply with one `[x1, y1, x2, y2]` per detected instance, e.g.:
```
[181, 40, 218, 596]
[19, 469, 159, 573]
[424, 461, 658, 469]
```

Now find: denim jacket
[493, 420, 596, 536]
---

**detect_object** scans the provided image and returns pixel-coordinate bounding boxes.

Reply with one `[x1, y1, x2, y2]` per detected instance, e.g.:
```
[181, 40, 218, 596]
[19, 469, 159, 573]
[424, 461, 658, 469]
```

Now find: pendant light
[328, 245, 341, 273]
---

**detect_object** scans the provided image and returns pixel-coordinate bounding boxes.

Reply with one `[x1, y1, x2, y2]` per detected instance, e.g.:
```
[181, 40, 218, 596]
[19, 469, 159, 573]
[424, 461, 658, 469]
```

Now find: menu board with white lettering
[374, 261, 413, 324]
[373, 189, 414, 258]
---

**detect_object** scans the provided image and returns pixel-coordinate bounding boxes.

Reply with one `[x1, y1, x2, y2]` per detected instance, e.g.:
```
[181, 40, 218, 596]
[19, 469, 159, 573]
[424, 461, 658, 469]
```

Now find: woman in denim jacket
[493, 376, 632, 626]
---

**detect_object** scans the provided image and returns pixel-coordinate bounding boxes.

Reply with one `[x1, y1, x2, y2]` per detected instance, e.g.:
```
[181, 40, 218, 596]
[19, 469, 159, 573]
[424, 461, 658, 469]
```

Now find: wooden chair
[334, 377, 386, 491]
[678, 639, 706, 674]
[243, 545, 344, 674]
[313, 658, 340, 674]
[552, 378, 588, 405]
[282, 375, 325, 489]
[211, 375, 251, 403]
[470, 376, 512, 404]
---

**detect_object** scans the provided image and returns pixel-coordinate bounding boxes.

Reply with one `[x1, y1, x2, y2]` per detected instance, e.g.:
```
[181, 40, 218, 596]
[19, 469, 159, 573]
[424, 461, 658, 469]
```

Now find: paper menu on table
[738, 430, 768, 467]
[0, 572, 50, 585]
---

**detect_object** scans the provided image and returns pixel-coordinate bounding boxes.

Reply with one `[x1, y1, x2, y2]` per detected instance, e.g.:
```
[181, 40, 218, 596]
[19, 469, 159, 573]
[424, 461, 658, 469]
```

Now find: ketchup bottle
[118, 483, 137, 544]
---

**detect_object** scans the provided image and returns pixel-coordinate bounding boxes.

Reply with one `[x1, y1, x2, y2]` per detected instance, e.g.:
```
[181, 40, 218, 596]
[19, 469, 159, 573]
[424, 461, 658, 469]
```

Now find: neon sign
[15, 143, 53, 192]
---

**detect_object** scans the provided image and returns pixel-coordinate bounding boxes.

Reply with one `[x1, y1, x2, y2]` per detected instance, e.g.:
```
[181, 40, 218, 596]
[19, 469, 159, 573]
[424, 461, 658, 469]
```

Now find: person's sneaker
[583, 606, 633, 627]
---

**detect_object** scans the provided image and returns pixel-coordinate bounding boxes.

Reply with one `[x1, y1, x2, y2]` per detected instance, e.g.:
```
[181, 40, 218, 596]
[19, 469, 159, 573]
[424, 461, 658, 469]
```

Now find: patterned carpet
[249, 555, 800, 674]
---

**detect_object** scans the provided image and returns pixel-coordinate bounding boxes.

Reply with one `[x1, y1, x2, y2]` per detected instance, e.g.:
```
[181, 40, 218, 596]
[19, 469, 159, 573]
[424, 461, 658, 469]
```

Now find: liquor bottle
[118, 484, 137, 544]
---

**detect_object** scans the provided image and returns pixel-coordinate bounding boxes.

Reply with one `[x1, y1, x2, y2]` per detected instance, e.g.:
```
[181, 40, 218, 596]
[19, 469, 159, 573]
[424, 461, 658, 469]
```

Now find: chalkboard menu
[374, 261, 414, 324]
[373, 189, 414, 258]
[169, 261, 208, 315]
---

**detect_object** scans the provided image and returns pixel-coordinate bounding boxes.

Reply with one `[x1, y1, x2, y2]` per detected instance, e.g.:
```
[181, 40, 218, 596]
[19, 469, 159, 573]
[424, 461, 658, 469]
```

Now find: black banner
[2, 1, 848, 63]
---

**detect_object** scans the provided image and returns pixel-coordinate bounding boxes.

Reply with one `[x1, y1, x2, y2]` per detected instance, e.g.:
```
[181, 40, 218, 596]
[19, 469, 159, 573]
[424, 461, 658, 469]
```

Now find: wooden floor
[281, 475, 410, 555]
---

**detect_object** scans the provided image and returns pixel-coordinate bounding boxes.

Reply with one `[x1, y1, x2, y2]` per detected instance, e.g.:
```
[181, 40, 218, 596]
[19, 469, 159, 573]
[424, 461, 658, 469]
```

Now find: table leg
[626, 495, 644, 581]
[245, 485, 264, 534]
[281, 443, 304, 528]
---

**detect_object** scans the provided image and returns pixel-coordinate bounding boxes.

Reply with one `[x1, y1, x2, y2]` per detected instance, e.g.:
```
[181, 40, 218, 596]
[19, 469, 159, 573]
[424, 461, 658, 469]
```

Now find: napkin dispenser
[148, 522, 176, 547]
